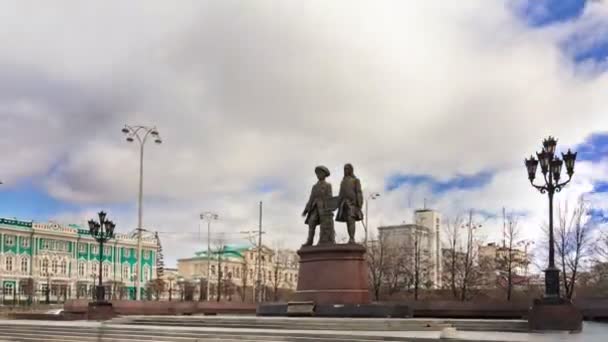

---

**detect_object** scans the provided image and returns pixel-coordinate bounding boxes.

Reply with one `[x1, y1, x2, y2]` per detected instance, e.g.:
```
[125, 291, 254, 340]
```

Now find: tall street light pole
[200, 212, 218, 301]
[122, 125, 163, 300]
[525, 136, 577, 299]
[364, 192, 380, 245]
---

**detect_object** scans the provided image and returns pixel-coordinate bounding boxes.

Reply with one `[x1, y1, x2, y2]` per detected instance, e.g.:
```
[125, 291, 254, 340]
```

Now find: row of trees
[366, 196, 607, 302]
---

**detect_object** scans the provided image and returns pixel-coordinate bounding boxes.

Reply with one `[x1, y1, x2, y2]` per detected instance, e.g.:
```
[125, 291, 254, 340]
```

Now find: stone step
[111, 316, 528, 332]
[113, 316, 452, 330]
[0, 325, 424, 342]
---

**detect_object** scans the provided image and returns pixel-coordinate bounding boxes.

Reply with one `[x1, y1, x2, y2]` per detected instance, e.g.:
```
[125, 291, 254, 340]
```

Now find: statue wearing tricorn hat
[301, 165, 336, 245]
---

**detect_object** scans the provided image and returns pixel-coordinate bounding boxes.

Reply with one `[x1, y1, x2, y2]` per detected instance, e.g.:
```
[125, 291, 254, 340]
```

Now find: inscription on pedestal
[287, 301, 315, 316]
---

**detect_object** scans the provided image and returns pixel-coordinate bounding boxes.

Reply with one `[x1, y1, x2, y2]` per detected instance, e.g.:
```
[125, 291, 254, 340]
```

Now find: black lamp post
[88, 211, 116, 303]
[525, 136, 577, 299]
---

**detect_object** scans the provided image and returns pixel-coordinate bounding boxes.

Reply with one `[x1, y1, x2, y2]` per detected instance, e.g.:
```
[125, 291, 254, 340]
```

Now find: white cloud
[2, 1, 608, 265]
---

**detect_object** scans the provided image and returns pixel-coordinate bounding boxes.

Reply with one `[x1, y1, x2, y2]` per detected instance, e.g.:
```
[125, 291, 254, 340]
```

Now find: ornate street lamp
[525, 136, 577, 299]
[88, 211, 116, 303]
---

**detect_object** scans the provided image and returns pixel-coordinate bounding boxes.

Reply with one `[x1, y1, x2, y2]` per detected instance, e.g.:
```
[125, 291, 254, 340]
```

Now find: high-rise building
[377, 208, 442, 289]
[413, 209, 442, 289]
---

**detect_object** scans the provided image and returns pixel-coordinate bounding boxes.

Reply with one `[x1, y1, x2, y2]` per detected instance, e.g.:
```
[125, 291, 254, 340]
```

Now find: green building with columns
[0, 217, 158, 303]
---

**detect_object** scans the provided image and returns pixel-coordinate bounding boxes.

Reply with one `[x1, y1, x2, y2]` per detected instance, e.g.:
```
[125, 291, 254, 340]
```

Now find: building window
[3, 283, 13, 295]
[122, 265, 130, 280]
[42, 259, 49, 274]
[51, 259, 58, 274]
[144, 266, 150, 281]
[92, 262, 98, 276]
[20, 257, 28, 273]
[21, 238, 30, 248]
[79, 243, 86, 253]
[284, 273, 288, 282]
[42, 239, 50, 250]
[5, 235, 14, 246]
[104, 246, 111, 256]
[60, 260, 67, 275]
[123, 248, 130, 258]
[103, 264, 109, 278]
[211, 265, 216, 275]
[78, 263, 86, 277]
[289, 273, 293, 282]
[5, 256, 13, 271]
[91, 246, 98, 254]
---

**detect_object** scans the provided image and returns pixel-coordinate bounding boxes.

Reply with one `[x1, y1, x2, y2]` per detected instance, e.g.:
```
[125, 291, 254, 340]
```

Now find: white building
[377, 209, 442, 289]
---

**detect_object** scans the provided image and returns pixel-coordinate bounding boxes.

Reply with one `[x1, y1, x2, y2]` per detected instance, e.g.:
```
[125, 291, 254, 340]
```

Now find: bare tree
[555, 197, 594, 300]
[496, 214, 521, 301]
[239, 254, 250, 302]
[270, 248, 288, 301]
[411, 226, 427, 300]
[367, 233, 389, 300]
[459, 210, 482, 301]
[442, 215, 463, 299]
[384, 245, 410, 296]
[213, 237, 227, 302]
[146, 278, 165, 300]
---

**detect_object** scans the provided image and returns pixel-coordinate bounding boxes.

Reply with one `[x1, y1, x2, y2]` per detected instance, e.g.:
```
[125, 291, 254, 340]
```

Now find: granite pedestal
[528, 297, 582, 332]
[259, 243, 410, 317]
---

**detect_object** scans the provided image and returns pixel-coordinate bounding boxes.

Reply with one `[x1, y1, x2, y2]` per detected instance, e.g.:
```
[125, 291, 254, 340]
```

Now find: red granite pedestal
[254, 243, 408, 318]
[293, 243, 370, 305]
[528, 297, 583, 332]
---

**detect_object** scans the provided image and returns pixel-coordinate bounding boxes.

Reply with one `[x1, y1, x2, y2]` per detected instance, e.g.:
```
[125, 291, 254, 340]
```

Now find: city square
[2, 0, 608, 341]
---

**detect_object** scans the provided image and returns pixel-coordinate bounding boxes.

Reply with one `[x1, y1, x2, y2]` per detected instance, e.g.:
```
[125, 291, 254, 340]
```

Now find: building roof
[0, 217, 156, 245]
[181, 243, 254, 261]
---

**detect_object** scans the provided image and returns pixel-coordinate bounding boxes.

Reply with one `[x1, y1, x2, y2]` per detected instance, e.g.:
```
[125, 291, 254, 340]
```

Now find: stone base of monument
[87, 301, 115, 321]
[257, 243, 411, 318]
[295, 243, 370, 304]
[528, 297, 582, 332]
[258, 302, 412, 318]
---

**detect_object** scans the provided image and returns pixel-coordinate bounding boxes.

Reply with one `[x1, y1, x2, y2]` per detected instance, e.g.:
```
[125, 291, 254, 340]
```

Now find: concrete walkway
[0, 319, 606, 341]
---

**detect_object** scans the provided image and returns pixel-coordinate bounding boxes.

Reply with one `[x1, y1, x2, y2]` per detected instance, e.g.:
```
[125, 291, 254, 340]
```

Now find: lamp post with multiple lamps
[525, 136, 577, 299]
[525, 136, 582, 332]
[88, 211, 116, 303]
[121, 124, 162, 300]
[200, 212, 219, 301]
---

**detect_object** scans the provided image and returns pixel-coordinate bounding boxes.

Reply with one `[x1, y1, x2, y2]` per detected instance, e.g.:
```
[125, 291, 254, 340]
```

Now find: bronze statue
[336, 163, 364, 244]
[302, 166, 335, 246]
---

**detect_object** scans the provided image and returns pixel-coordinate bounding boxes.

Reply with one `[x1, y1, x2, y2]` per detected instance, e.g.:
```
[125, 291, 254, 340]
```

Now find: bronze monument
[302, 165, 335, 246]
[336, 163, 364, 244]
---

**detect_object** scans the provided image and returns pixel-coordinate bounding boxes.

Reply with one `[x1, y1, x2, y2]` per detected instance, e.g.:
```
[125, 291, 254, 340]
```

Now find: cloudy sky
[1, 0, 608, 267]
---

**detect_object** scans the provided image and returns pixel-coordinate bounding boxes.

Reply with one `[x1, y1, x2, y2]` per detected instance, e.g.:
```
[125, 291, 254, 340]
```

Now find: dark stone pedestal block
[528, 298, 582, 332]
[257, 302, 412, 318]
[87, 301, 115, 321]
[294, 243, 370, 305]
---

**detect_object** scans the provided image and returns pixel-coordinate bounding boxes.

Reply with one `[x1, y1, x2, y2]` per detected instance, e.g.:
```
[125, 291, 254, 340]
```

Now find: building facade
[177, 244, 299, 301]
[377, 209, 442, 289]
[0, 217, 158, 303]
[478, 242, 531, 288]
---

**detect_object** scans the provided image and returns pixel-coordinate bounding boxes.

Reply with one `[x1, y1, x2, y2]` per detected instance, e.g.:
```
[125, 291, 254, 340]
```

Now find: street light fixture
[525, 136, 577, 299]
[122, 124, 163, 300]
[200, 212, 219, 301]
[88, 211, 116, 303]
[364, 192, 380, 245]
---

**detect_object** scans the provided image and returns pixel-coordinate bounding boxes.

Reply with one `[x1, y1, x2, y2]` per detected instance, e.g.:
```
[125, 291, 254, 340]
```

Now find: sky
[1, 0, 608, 267]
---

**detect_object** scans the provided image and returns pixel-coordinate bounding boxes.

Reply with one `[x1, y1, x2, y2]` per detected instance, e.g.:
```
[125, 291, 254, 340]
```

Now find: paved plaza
[0, 318, 606, 341]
